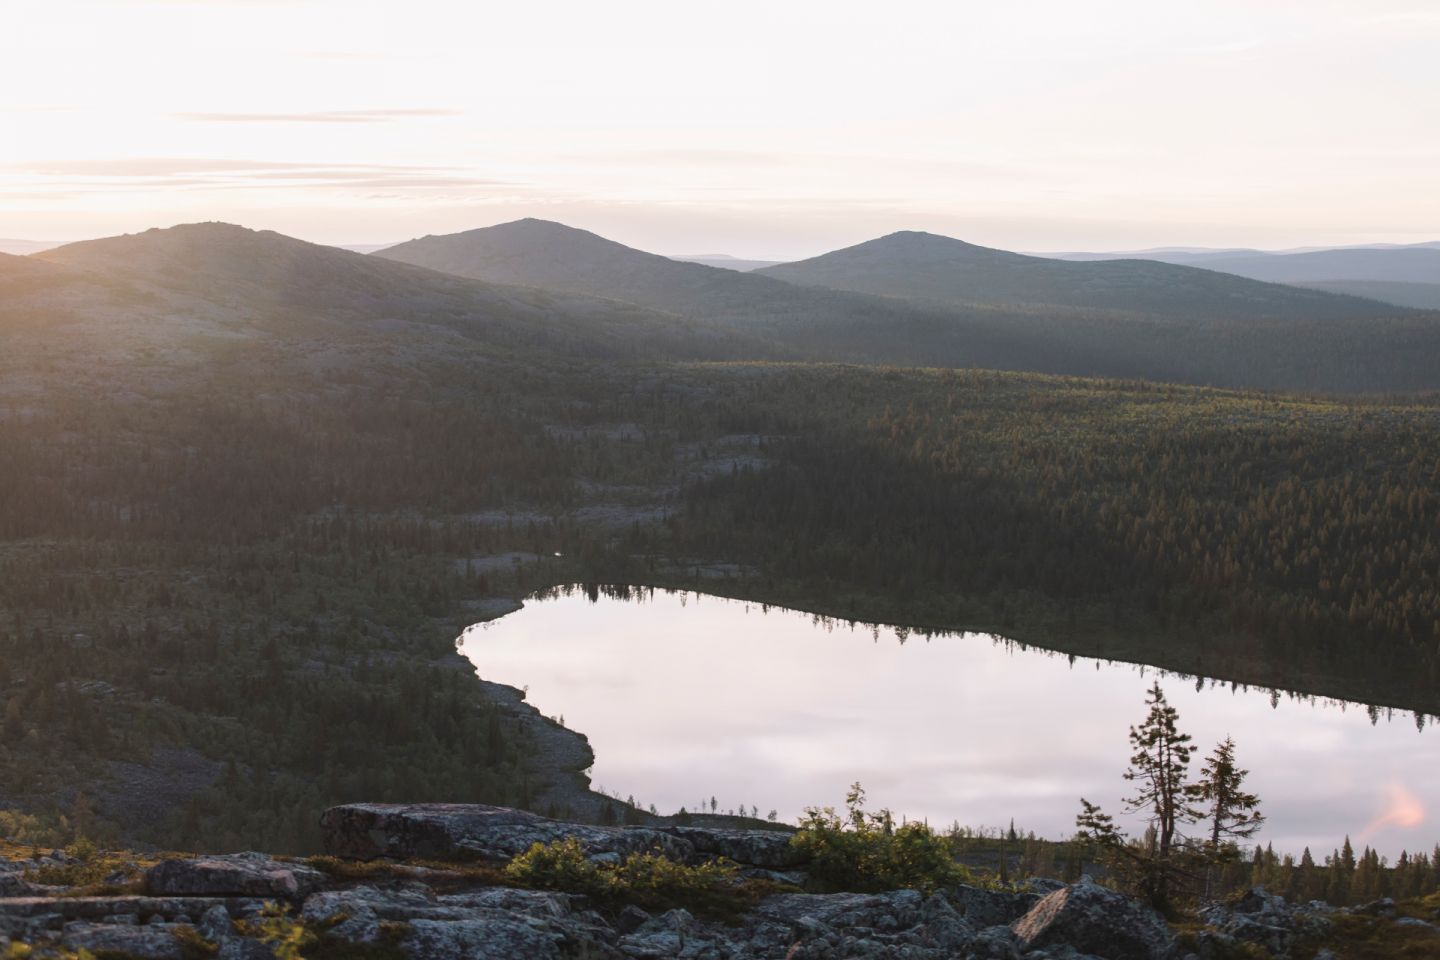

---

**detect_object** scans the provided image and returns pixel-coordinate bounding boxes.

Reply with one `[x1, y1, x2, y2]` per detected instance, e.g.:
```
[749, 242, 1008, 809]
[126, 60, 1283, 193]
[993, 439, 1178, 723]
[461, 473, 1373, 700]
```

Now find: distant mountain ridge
[14, 222, 769, 368]
[756, 230, 1391, 320]
[10, 219, 1440, 394]
[375, 218, 981, 337]
[671, 254, 783, 272]
[1040, 241, 1440, 311]
[0, 238, 66, 255]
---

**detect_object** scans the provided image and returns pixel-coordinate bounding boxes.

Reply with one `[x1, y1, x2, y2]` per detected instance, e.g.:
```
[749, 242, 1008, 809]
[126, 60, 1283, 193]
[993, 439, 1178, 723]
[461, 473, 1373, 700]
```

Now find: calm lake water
[459, 586, 1437, 860]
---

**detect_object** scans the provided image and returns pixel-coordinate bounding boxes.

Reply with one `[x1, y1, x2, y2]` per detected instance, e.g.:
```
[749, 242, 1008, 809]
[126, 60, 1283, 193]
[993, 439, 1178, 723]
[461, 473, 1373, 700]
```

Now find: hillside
[375, 218, 965, 335]
[18, 222, 763, 370]
[376, 220, 1440, 393]
[1297, 279, 1440, 310]
[756, 230, 1391, 320]
[0, 251, 71, 292]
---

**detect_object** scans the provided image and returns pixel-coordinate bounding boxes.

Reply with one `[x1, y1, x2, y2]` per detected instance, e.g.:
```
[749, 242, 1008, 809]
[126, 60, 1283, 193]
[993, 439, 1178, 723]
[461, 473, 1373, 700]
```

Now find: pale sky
[2, 0, 1438, 258]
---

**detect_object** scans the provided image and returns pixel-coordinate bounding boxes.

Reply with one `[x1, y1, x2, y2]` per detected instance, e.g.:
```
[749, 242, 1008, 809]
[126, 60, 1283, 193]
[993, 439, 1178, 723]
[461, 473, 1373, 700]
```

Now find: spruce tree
[1195, 736, 1264, 857]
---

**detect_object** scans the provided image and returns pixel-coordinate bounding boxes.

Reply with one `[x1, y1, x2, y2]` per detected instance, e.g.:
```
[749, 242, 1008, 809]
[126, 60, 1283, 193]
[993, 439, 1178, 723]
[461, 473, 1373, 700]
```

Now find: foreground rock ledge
[5, 804, 1428, 959]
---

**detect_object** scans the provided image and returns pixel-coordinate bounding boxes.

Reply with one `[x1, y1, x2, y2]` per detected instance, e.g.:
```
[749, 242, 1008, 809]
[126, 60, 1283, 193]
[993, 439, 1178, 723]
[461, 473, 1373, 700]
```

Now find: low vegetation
[790, 783, 974, 894]
[504, 836, 763, 917]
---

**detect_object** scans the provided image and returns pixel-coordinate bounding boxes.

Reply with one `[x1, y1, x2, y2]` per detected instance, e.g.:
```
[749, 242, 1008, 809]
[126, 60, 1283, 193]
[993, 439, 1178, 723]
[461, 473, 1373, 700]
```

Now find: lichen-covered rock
[970, 923, 1022, 960]
[146, 852, 323, 900]
[403, 916, 616, 959]
[1011, 876, 1173, 960]
[320, 803, 694, 864]
[917, 891, 976, 952]
[755, 889, 924, 933]
[944, 883, 1040, 927]
[438, 887, 577, 920]
[660, 825, 799, 869]
[1199, 885, 1332, 954]
[59, 921, 192, 959]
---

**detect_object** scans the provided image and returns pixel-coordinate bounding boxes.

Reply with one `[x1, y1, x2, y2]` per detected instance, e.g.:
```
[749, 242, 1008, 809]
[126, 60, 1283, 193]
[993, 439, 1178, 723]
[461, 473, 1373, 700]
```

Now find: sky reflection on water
[459, 587, 1437, 859]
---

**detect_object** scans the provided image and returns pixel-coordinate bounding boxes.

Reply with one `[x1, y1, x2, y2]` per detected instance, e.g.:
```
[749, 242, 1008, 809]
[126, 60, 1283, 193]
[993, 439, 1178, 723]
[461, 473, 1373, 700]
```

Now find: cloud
[4, 157, 514, 198]
[176, 109, 460, 123]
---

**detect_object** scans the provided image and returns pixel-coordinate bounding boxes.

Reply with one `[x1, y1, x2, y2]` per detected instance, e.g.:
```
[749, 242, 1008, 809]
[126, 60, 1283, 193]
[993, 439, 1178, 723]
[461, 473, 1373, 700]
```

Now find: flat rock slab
[0, 895, 254, 921]
[321, 803, 694, 865]
[60, 921, 190, 960]
[147, 853, 324, 900]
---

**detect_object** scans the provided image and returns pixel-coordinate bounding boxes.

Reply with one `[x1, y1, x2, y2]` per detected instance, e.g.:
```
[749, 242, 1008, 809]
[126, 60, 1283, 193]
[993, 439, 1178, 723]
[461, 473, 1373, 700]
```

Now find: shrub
[504, 838, 755, 916]
[790, 783, 973, 894]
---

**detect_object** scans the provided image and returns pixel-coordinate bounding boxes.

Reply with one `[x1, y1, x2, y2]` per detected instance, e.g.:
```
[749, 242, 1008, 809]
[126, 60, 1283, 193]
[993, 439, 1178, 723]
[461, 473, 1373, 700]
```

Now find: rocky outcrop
[320, 803, 697, 864]
[5, 806, 1430, 959]
[1196, 886, 1336, 957]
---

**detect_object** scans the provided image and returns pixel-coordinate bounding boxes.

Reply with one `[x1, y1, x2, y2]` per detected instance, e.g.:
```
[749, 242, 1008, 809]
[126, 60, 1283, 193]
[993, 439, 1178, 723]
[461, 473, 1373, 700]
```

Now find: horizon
[5, 216, 1439, 263]
[4, 0, 1439, 258]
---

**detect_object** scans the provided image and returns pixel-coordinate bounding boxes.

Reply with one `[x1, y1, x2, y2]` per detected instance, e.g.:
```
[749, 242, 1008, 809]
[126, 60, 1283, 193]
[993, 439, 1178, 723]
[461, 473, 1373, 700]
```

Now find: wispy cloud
[5, 158, 513, 197]
[175, 108, 460, 124]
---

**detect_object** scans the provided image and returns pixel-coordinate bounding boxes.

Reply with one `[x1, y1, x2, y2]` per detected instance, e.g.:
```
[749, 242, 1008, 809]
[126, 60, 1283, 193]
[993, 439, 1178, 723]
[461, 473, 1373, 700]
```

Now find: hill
[375, 218, 954, 333]
[755, 230, 1390, 320]
[19, 222, 761, 371]
[376, 220, 1440, 393]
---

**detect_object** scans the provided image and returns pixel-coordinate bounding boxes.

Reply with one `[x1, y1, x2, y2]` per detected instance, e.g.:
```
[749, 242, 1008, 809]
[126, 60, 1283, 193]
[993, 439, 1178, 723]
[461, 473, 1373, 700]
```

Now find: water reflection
[459, 585, 1437, 859]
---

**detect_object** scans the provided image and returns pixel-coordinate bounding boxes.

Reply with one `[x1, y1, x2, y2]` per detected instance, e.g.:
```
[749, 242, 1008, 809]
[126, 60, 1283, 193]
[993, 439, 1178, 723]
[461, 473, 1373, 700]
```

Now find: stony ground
[3, 804, 1437, 959]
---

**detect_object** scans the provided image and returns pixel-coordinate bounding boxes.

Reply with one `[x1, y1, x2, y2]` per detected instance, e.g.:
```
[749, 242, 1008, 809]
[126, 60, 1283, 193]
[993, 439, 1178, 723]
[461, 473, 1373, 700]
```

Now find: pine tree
[1123, 683, 1201, 863]
[1076, 683, 1204, 910]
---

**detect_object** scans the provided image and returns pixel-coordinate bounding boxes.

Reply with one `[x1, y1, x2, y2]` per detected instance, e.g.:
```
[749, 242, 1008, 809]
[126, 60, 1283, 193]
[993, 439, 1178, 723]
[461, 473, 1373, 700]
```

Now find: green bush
[790, 783, 973, 894]
[504, 838, 754, 916]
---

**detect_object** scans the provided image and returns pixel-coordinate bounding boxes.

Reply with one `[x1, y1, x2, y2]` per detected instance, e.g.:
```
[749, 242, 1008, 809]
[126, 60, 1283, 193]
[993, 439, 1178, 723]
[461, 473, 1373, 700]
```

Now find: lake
[459, 585, 1437, 860]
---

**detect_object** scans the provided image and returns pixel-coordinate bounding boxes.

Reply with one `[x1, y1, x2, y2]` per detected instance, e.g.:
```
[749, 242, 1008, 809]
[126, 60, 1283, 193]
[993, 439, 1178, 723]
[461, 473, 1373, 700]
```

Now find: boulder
[1011, 877, 1173, 960]
[146, 852, 324, 900]
[320, 803, 693, 864]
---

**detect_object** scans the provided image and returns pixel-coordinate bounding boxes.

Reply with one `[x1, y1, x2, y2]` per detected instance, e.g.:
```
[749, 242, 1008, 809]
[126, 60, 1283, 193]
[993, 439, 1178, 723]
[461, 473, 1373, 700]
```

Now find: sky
[2, 0, 1439, 258]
